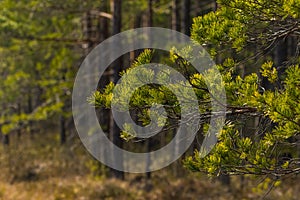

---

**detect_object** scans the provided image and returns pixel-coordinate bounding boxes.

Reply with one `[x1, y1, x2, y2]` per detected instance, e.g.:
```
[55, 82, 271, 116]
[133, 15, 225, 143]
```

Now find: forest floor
[0, 131, 299, 200]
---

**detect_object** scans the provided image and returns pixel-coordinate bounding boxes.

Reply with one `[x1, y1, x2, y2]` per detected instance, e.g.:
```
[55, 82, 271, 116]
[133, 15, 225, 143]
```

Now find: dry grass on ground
[0, 132, 299, 200]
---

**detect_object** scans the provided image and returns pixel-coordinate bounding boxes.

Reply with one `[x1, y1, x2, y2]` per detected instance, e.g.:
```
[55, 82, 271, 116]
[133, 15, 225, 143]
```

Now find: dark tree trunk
[145, 0, 154, 180]
[100, 2, 110, 42]
[97, 0, 112, 177]
[171, 0, 181, 177]
[82, 11, 93, 53]
[3, 135, 9, 146]
[182, 0, 191, 35]
[214, 0, 218, 11]
[129, 13, 143, 64]
[172, 0, 181, 32]
[146, 138, 151, 179]
[27, 93, 33, 138]
[60, 114, 66, 144]
[60, 68, 67, 145]
[17, 102, 22, 138]
[275, 38, 288, 77]
[262, 36, 288, 90]
[148, 0, 153, 27]
[110, 0, 124, 180]
[112, 0, 122, 35]
[219, 174, 231, 186]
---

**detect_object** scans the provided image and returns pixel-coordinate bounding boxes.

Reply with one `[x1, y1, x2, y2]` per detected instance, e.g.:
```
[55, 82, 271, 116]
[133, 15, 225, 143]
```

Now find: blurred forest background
[0, 0, 300, 199]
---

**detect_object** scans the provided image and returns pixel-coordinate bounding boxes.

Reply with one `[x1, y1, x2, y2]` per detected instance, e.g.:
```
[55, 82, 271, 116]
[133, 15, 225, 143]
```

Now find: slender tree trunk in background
[82, 11, 92, 53]
[214, 0, 218, 12]
[97, 0, 111, 177]
[27, 93, 33, 138]
[172, 0, 180, 32]
[289, 36, 300, 161]
[2, 134, 9, 146]
[212, 0, 230, 187]
[110, 0, 124, 180]
[262, 38, 288, 90]
[129, 13, 142, 64]
[82, 2, 111, 175]
[17, 102, 22, 138]
[0, 105, 9, 145]
[82, 9, 93, 150]
[99, 2, 110, 42]
[182, 0, 191, 35]
[275, 39, 288, 78]
[171, 0, 181, 177]
[60, 114, 66, 144]
[147, 0, 153, 28]
[278, 36, 300, 171]
[60, 72, 67, 145]
[145, 0, 154, 180]
[111, 0, 122, 36]
[219, 174, 231, 186]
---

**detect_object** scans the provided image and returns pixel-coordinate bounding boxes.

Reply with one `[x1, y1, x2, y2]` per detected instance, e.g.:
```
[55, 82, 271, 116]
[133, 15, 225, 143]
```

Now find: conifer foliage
[91, 0, 300, 178]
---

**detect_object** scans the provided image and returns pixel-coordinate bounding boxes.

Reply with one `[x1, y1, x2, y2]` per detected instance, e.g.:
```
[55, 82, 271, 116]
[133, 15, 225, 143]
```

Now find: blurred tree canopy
[0, 0, 83, 136]
[0, 0, 299, 183]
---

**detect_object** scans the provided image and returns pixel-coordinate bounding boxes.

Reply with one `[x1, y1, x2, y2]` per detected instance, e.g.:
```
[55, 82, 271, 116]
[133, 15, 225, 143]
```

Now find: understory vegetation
[0, 131, 299, 200]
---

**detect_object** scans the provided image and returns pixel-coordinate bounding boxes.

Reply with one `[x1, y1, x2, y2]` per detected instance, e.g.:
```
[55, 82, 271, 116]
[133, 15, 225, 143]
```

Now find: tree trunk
[111, 0, 122, 36]
[2, 134, 9, 146]
[27, 93, 33, 138]
[97, 0, 112, 177]
[129, 13, 143, 64]
[148, 0, 153, 27]
[17, 102, 22, 138]
[171, 0, 181, 177]
[214, 0, 218, 12]
[275, 38, 288, 78]
[219, 174, 231, 186]
[60, 114, 66, 144]
[172, 0, 180, 32]
[145, 0, 154, 180]
[110, 0, 124, 180]
[182, 0, 191, 35]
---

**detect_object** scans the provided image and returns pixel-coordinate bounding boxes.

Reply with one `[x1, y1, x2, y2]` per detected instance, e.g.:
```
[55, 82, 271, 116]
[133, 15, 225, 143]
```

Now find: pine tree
[90, 0, 300, 182]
